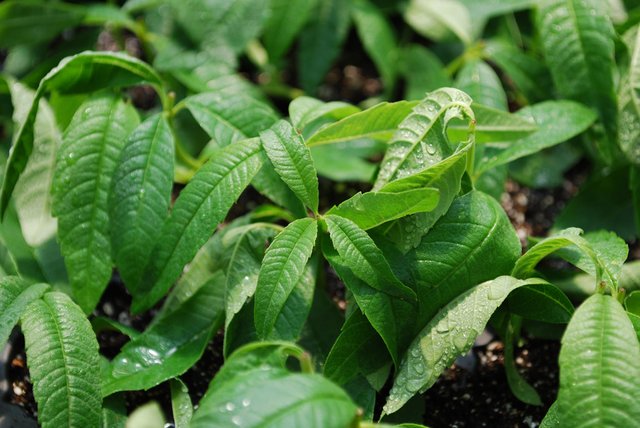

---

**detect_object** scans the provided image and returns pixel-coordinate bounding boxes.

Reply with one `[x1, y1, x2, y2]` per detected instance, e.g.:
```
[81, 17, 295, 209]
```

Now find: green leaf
[109, 114, 174, 291]
[374, 88, 474, 191]
[0, 277, 49, 346]
[255, 218, 318, 340]
[447, 102, 538, 144]
[476, 101, 596, 174]
[325, 215, 417, 303]
[306, 101, 417, 147]
[618, 26, 640, 163]
[190, 342, 358, 428]
[261, 120, 319, 213]
[0, 51, 166, 217]
[458, 0, 534, 35]
[297, 0, 351, 93]
[327, 188, 440, 230]
[132, 138, 264, 313]
[184, 91, 279, 146]
[383, 276, 548, 414]
[400, 45, 451, 101]
[52, 93, 139, 313]
[507, 283, 574, 324]
[0, 1, 85, 48]
[263, 0, 317, 62]
[625, 290, 640, 315]
[351, 0, 398, 92]
[504, 316, 542, 406]
[310, 144, 378, 182]
[557, 294, 640, 426]
[288, 96, 360, 135]
[170, 379, 193, 428]
[406, 191, 521, 328]
[102, 276, 224, 396]
[21, 292, 102, 428]
[404, 0, 472, 45]
[9, 80, 60, 247]
[537, 0, 617, 162]
[455, 60, 507, 110]
[102, 394, 127, 428]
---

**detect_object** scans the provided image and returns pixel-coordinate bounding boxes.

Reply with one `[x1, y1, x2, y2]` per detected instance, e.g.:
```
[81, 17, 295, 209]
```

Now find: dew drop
[487, 282, 506, 300]
[231, 416, 242, 426]
[225, 402, 235, 412]
[425, 143, 437, 155]
[242, 399, 251, 407]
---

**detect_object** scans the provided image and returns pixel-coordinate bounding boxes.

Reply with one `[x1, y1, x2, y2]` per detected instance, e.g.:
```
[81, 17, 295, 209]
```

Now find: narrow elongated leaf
[557, 294, 640, 426]
[327, 188, 439, 230]
[102, 277, 224, 396]
[384, 277, 548, 414]
[255, 218, 317, 340]
[374, 88, 474, 190]
[170, 379, 193, 428]
[132, 138, 264, 313]
[9, 80, 60, 247]
[507, 283, 574, 323]
[504, 316, 542, 406]
[263, 0, 317, 62]
[190, 342, 358, 428]
[400, 45, 451, 100]
[404, 0, 472, 44]
[618, 26, 640, 163]
[455, 60, 507, 110]
[351, 0, 397, 91]
[53, 93, 139, 313]
[325, 215, 416, 302]
[476, 101, 596, 174]
[0, 277, 49, 346]
[1, 51, 166, 217]
[447, 103, 538, 143]
[537, 0, 617, 162]
[297, 0, 351, 93]
[261, 120, 319, 213]
[109, 114, 174, 290]
[184, 91, 279, 146]
[306, 101, 417, 147]
[458, 0, 534, 35]
[406, 191, 521, 328]
[288, 96, 360, 134]
[21, 292, 102, 428]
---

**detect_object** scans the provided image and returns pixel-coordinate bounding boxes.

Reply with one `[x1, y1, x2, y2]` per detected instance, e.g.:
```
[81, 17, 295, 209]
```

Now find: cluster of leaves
[1, 0, 640, 427]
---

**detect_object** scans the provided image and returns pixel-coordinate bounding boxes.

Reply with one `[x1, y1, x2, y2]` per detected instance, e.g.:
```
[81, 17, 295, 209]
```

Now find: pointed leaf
[263, 0, 317, 62]
[1, 50, 166, 217]
[383, 276, 548, 414]
[374, 88, 474, 190]
[447, 103, 538, 144]
[404, 0, 472, 44]
[109, 114, 174, 290]
[557, 294, 640, 426]
[261, 120, 319, 213]
[255, 218, 318, 340]
[0, 277, 49, 346]
[455, 60, 507, 110]
[170, 379, 193, 428]
[537, 0, 617, 162]
[133, 138, 264, 312]
[618, 26, 640, 163]
[400, 45, 451, 100]
[507, 283, 574, 324]
[325, 214, 416, 302]
[21, 292, 102, 428]
[53, 93, 139, 312]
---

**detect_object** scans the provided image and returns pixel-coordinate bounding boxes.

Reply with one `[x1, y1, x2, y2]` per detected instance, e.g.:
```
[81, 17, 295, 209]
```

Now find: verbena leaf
[0, 1, 85, 48]
[190, 342, 358, 428]
[109, 114, 174, 290]
[263, 0, 317, 62]
[541, 401, 561, 428]
[102, 395, 127, 428]
[21, 292, 102, 428]
[0, 51, 166, 217]
[455, 60, 507, 110]
[458, 0, 534, 35]
[400, 45, 451, 100]
[288, 96, 360, 135]
[9, 80, 60, 247]
[476, 101, 596, 174]
[507, 283, 574, 324]
[297, 0, 351, 93]
[310, 143, 379, 182]
[537, 0, 617, 162]
[52, 93, 139, 313]
[255, 218, 318, 340]
[447, 103, 538, 144]
[406, 191, 521, 328]
[557, 294, 640, 426]
[327, 188, 440, 230]
[503, 316, 542, 406]
[404, 0, 472, 45]
[102, 276, 224, 396]
[325, 214, 417, 303]
[383, 276, 548, 414]
[618, 26, 640, 163]
[261, 120, 319, 213]
[0, 277, 49, 346]
[170, 379, 193, 428]
[351, 0, 398, 92]
[184, 90, 279, 146]
[306, 101, 417, 147]
[374, 88, 474, 190]
[132, 138, 264, 313]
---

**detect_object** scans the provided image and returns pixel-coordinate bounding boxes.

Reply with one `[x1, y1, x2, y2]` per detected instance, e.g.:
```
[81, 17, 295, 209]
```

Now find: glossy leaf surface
[0, 277, 48, 346]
